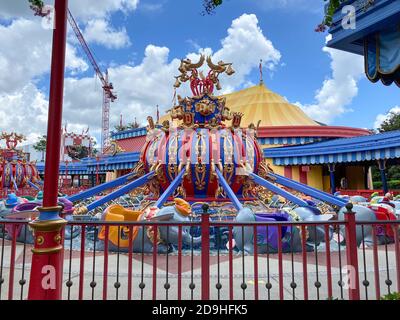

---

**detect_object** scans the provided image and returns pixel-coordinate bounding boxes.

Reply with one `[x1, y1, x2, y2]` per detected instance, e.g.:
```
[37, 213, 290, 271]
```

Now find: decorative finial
[259, 59, 263, 85]
[156, 105, 160, 124]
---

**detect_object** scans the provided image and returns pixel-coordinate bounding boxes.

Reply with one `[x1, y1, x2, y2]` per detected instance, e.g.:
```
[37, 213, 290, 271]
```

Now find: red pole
[344, 203, 360, 300]
[201, 204, 210, 300]
[28, 0, 69, 300]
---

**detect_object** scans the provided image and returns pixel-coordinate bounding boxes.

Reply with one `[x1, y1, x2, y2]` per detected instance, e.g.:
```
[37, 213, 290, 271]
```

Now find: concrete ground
[0, 240, 399, 300]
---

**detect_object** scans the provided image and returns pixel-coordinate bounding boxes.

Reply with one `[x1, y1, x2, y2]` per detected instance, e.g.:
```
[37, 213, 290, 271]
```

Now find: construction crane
[67, 9, 117, 154]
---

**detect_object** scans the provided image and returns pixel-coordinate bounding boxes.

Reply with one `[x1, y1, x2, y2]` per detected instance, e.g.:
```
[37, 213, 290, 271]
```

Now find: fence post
[201, 203, 210, 300]
[344, 203, 360, 300]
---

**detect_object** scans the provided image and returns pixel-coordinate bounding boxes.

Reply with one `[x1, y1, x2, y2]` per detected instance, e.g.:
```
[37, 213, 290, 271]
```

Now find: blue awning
[264, 130, 400, 165]
[258, 136, 324, 145]
[365, 25, 400, 87]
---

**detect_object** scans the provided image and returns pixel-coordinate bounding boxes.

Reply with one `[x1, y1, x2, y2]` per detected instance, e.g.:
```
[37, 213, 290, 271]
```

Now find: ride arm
[215, 168, 243, 211]
[268, 173, 347, 207]
[155, 168, 186, 208]
[248, 172, 309, 207]
[80, 171, 155, 213]
[67, 171, 138, 202]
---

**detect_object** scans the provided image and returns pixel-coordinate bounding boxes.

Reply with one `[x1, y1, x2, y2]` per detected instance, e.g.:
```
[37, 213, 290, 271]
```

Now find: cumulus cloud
[63, 14, 281, 136]
[83, 19, 131, 49]
[0, 18, 88, 93]
[1, 13, 280, 144]
[295, 47, 364, 124]
[0, 0, 139, 20]
[184, 14, 281, 94]
[0, 83, 48, 139]
[374, 106, 400, 129]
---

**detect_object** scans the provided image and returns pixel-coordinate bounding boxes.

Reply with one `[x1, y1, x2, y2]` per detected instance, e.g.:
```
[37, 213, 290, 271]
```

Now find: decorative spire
[156, 105, 160, 124]
[259, 59, 263, 85]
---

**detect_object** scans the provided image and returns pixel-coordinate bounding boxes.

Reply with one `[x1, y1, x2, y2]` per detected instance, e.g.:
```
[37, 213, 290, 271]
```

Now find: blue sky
[0, 0, 399, 145]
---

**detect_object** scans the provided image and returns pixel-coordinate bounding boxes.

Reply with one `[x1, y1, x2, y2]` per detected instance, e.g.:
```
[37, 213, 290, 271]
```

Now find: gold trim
[36, 236, 44, 245]
[32, 245, 63, 254]
[54, 234, 62, 244]
[29, 219, 67, 232]
[37, 206, 63, 213]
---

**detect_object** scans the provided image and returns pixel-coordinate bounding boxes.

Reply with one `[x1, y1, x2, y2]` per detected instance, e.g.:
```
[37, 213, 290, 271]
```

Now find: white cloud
[374, 106, 400, 129]
[295, 47, 364, 124]
[0, 18, 88, 93]
[0, 83, 48, 138]
[185, 14, 281, 94]
[0, 0, 139, 20]
[0, 13, 280, 145]
[68, 0, 139, 19]
[83, 19, 131, 49]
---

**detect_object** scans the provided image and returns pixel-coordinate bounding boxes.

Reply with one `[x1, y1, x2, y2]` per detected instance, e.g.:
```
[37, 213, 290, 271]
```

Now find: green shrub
[381, 292, 400, 300]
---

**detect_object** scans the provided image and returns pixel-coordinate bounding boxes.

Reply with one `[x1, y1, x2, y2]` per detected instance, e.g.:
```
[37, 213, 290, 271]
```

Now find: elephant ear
[148, 213, 175, 222]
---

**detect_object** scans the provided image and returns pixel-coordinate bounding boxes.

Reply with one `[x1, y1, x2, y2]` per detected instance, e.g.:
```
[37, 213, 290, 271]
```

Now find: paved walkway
[0, 240, 399, 300]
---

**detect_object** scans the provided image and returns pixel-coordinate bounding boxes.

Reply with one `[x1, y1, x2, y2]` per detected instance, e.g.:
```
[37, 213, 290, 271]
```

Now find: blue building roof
[264, 130, 400, 165]
[37, 152, 141, 174]
[327, 0, 400, 54]
[110, 127, 147, 140]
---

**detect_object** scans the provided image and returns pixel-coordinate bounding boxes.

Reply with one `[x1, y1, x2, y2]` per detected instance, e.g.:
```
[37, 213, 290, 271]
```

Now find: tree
[377, 111, 400, 133]
[371, 111, 400, 189]
[114, 124, 127, 132]
[33, 135, 47, 161]
[127, 118, 140, 129]
[202, 0, 224, 15]
[315, 0, 347, 32]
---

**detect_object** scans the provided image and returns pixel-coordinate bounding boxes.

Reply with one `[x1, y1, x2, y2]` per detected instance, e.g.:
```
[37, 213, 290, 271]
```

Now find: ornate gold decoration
[161, 120, 170, 132]
[215, 186, 226, 199]
[221, 106, 232, 121]
[131, 161, 145, 178]
[147, 178, 160, 198]
[194, 163, 206, 190]
[183, 112, 195, 127]
[169, 105, 184, 120]
[155, 161, 167, 185]
[231, 112, 243, 129]
[36, 236, 44, 245]
[173, 185, 187, 198]
[54, 234, 62, 244]
[168, 164, 178, 181]
[223, 163, 234, 185]
[242, 177, 256, 198]
[258, 159, 275, 179]
[195, 99, 215, 116]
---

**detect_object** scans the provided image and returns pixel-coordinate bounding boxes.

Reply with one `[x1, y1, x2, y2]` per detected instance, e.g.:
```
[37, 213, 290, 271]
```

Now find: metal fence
[0, 214, 399, 300]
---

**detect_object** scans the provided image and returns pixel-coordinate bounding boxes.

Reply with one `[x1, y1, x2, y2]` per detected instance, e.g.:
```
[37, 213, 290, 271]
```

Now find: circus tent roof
[223, 83, 319, 128]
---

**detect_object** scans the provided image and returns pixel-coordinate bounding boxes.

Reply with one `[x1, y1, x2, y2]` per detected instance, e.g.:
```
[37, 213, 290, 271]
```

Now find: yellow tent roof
[159, 83, 319, 127]
[223, 83, 319, 127]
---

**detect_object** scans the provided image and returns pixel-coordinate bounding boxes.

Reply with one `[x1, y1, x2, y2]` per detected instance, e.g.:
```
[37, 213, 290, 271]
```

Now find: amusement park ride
[2, 53, 397, 260]
[1, 0, 398, 301]
[0, 132, 40, 194]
